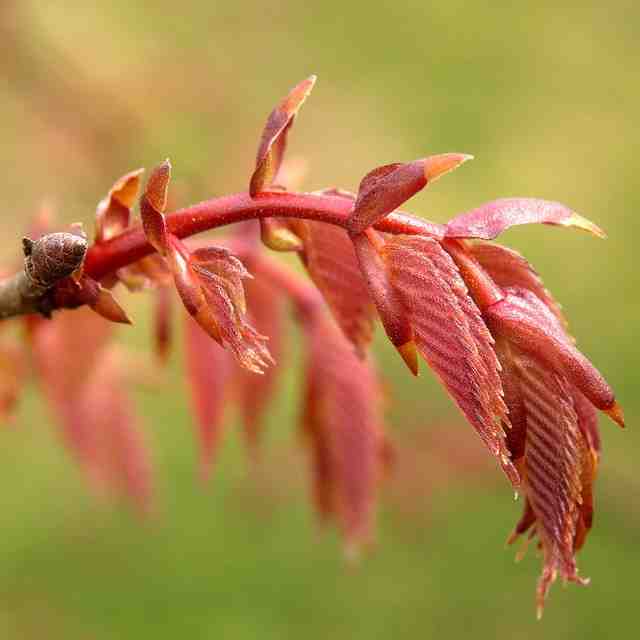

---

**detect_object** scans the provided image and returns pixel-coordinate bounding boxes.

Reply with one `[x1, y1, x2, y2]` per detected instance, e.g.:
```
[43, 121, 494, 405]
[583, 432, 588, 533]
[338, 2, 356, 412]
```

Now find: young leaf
[383, 235, 517, 485]
[471, 243, 568, 329]
[351, 231, 418, 374]
[296, 220, 376, 354]
[485, 289, 623, 426]
[236, 274, 286, 452]
[95, 168, 144, 242]
[140, 160, 171, 255]
[0, 339, 25, 422]
[184, 315, 232, 479]
[78, 349, 154, 513]
[446, 198, 606, 240]
[348, 154, 472, 236]
[249, 75, 316, 196]
[503, 348, 590, 618]
[301, 312, 387, 552]
[154, 284, 172, 363]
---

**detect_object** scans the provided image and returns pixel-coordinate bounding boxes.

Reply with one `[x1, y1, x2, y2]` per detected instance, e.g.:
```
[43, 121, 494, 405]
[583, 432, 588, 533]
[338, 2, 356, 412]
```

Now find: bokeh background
[1, 1, 638, 638]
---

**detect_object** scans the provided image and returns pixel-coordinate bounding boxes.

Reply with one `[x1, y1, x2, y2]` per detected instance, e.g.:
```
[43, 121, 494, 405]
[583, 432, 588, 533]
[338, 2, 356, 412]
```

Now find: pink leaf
[95, 168, 144, 242]
[383, 235, 517, 485]
[471, 243, 567, 328]
[249, 75, 316, 196]
[485, 289, 622, 426]
[504, 348, 590, 618]
[140, 160, 171, 254]
[446, 198, 606, 240]
[184, 315, 232, 479]
[296, 220, 376, 354]
[236, 275, 286, 453]
[301, 313, 387, 552]
[348, 154, 472, 236]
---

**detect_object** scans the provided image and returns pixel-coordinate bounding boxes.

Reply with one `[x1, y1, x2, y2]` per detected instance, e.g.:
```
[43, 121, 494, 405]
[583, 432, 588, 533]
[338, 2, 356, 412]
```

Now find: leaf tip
[605, 401, 625, 428]
[396, 341, 419, 376]
[563, 213, 607, 239]
[423, 153, 474, 183]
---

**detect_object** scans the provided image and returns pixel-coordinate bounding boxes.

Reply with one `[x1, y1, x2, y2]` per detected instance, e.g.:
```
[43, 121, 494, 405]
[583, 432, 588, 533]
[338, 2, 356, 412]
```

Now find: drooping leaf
[301, 312, 387, 552]
[184, 315, 233, 479]
[154, 285, 172, 363]
[249, 75, 316, 196]
[383, 234, 517, 485]
[485, 289, 623, 426]
[236, 274, 286, 452]
[95, 168, 144, 242]
[296, 220, 376, 354]
[30, 307, 153, 510]
[78, 348, 154, 513]
[0, 339, 25, 422]
[348, 154, 473, 236]
[351, 231, 418, 374]
[471, 242, 568, 328]
[138, 162, 272, 373]
[503, 348, 589, 618]
[446, 198, 606, 240]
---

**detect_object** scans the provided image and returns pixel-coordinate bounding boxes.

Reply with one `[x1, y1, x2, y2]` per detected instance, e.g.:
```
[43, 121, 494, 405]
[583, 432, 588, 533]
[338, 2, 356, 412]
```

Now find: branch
[0, 232, 87, 320]
[84, 191, 445, 281]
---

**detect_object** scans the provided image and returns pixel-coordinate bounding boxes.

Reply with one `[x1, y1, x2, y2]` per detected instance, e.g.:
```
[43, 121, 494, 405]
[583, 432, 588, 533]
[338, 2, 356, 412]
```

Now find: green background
[1, 1, 638, 637]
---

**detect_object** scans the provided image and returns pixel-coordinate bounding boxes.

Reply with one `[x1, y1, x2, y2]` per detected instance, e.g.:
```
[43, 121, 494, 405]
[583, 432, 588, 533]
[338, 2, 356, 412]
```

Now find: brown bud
[24, 232, 87, 290]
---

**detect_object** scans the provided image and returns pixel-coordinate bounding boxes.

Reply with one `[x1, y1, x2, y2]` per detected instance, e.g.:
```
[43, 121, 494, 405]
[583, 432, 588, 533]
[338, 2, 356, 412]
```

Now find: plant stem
[84, 191, 445, 281]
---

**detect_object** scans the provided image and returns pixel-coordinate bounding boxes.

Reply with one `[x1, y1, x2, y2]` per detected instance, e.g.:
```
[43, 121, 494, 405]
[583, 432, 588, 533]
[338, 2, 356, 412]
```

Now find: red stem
[84, 191, 444, 281]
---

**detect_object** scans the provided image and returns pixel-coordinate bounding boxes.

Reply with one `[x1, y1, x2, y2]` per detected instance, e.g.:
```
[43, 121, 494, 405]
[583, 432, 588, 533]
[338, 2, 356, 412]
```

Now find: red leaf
[184, 315, 233, 479]
[348, 154, 472, 236]
[149, 226, 272, 374]
[446, 198, 606, 240]
[471, 243, 568, 329]
[140, 160, 171, 254]
[95, 168, 144, 242]
[503, 348, 590, 617]
[485, 290, 622, 426]
[30, 307, 152, 510]
[296, 220, 376, 354]
[154, 285, 172, 363]
[383, 235, 518, 485]
[236, 275, 286, 452]
[78, 349, 154, 513]
[249, 75, 316, 196]
[0, 339, 26, 422]
[351, 231, 417, 374]
[301, 313, 387, 552]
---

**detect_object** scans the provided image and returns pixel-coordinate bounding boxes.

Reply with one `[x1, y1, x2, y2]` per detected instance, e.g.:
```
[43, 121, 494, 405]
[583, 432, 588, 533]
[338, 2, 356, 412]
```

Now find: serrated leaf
[485, 289, 622, 426]
[348, 154, 472, 236]
[471, 242, 568, 328]
[236, 275, 286, 453]
[504, 348, 589, 617]
[297, 220, 376, 354]
[446, 198, 606, 240]
[184, 315, 232, 479]
[301, 313, 387, 551]
[165, 235, 272, 374]
[351, 232, 417, 374]
[383, 235, 518, 485]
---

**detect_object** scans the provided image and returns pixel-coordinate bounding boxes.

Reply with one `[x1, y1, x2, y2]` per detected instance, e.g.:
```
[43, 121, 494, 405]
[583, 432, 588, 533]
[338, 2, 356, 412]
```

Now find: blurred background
[1, 0, 638, 637]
